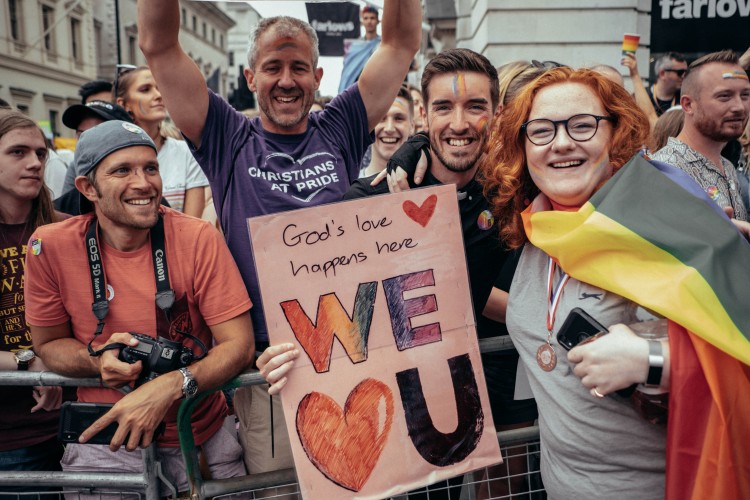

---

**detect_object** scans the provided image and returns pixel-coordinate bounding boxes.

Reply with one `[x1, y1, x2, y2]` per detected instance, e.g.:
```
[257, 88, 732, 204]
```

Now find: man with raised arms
[137, 0, 421, 476]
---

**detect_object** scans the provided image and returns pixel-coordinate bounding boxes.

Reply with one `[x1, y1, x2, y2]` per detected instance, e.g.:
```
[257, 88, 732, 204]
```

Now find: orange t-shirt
[25, 208, 252, 446]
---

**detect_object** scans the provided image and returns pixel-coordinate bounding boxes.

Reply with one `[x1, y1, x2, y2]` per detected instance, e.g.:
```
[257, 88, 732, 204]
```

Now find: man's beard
[694, 113, 747, 143]
[431, 134, 487, 173]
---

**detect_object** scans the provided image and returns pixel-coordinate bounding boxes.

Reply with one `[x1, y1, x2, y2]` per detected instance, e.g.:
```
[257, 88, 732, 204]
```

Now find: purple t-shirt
[190, 85, 372, 342]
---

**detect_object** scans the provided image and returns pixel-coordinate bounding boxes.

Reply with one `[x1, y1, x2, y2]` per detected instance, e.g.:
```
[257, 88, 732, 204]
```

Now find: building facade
[218, 0, 260, 111]
[426, 0, 651, 91]
[0, 0, 234, 138]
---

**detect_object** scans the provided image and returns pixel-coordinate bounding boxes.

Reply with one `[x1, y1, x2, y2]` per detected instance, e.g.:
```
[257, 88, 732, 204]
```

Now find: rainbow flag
[521, 154, 750, 499]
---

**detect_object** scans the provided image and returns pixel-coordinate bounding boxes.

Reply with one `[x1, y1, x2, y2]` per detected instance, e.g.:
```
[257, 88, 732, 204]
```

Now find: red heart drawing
[403, 194, 438, 227]
[296, 378, 394, 492]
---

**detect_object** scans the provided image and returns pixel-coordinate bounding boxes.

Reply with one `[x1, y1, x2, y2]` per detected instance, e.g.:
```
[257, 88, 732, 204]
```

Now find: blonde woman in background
[114, 66, 208, 217]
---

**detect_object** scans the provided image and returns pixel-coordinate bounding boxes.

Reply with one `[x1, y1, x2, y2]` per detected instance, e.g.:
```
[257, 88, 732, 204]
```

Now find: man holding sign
[137, 0, 421, 477]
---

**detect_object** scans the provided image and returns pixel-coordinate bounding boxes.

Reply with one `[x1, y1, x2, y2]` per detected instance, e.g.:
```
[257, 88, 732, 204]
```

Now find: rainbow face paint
[721, 71, 749, 81]
[477, 116, 489, 132]
[452, 73, 466, 97]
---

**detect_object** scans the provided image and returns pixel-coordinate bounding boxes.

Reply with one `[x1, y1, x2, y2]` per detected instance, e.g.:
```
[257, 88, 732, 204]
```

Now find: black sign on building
[650, 0, 750, 70]
[305, 2, 361, 57]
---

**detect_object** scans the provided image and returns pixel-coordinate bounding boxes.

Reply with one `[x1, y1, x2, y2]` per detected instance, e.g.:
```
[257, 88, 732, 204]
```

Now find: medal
[539, 257, 570, 371]
[536, 343, 557, 371]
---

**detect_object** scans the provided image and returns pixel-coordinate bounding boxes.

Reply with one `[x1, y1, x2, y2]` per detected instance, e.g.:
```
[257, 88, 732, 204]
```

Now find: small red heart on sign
[403, 194, 438, 227]
[296, 379, 394, 492]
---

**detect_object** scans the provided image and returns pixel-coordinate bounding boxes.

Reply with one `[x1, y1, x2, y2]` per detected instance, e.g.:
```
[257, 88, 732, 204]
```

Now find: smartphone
[59, 402, 118, 445]
[556, 307, 608, 351]
[59, 402, 166, 445]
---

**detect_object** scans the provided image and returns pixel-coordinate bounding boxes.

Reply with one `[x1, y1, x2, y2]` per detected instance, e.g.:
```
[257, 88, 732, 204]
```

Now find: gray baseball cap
[74, 120, 157, 213]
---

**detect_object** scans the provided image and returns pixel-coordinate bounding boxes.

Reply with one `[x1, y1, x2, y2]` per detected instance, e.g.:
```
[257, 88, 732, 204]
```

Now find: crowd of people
[2, 0, 750, 498]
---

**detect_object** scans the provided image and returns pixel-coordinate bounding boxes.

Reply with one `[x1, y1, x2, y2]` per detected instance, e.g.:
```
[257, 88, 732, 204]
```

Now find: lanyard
[546, 257, 570, 334]
[85, 216, 175, 356]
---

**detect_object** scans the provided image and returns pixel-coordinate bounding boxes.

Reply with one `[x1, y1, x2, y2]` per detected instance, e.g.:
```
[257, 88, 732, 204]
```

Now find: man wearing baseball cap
[24, 120, 254, 496]
[56, 100, 134, 199]
[62, 100, 133, 139]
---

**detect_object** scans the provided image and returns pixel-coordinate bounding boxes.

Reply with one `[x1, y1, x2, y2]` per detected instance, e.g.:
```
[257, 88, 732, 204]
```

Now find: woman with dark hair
[481, 66, 750, 499]
[0, 109, 64, 493]
[114, 66, 208, 217]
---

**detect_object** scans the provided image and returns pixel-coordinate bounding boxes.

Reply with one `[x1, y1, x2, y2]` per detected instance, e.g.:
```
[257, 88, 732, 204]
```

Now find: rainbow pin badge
[30, 238, 42, 255]
[477, 210, 495, 230]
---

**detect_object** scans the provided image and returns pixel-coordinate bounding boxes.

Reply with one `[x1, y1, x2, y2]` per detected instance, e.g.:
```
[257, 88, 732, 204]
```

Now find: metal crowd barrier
[1, 336, 544, 499]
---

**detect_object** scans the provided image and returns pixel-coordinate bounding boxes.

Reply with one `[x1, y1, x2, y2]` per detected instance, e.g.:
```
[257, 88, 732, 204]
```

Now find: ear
[494, 103, 504, 120]
[313, 67, 324, 91]
[74, 175, 99, 204]
[680, 95, 693, 115]
[245, 67, 257, 93]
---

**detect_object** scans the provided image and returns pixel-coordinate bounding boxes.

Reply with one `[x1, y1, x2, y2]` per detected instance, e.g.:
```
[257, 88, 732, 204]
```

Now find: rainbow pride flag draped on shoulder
[521, 154, 750, 499]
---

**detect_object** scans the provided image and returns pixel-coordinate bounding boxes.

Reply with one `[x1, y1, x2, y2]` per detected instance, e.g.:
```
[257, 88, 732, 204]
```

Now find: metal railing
[0, 336, 544, 499]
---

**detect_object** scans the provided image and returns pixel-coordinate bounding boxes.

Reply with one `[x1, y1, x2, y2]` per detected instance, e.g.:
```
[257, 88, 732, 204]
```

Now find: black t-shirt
[646, 85, 680, 116]
[344, 172, 509, 335]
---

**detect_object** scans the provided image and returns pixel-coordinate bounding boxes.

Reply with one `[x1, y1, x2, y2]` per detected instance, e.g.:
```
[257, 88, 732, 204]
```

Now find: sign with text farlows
[651, 0, 750, 54]
[248, 185, 501, 499]
[305, 1, 360, 56]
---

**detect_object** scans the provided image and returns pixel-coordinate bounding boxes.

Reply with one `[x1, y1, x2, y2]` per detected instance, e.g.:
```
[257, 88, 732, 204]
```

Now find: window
[128, 35, 137, 65]
[192, 15, 197, 32]
[49, 110, 59, 138]
[211, 28, 216, 44]
[220, 34, 224, 50]
[42, 5, 55, 53]
[229, 51, 234, 66]
[71, 18, 81, 62]
[181, 8, 187, 26]
[94, 20, 104, 70]
[9, 0, 21, 41]
[202, 22, 206, 38]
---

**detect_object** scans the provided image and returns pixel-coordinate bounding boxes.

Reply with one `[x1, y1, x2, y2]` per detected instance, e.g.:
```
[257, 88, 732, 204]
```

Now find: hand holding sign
[249, 186, 501, 499]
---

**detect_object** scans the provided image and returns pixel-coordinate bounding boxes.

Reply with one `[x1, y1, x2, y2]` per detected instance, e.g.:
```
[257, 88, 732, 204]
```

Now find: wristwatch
[645, 341, 664, 387]
[14, 349, 35, 371]
[179, 367, 198, 398]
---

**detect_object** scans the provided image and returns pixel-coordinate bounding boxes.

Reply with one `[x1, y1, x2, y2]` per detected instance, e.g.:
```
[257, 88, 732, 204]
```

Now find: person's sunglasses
[113, 64, 137, 98]
[531, 60, 565, 70]
[664, 68, 687, 77]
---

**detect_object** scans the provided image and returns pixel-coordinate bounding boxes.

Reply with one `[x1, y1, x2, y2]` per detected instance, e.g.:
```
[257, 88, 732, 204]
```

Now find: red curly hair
[480, 67, 649, 249]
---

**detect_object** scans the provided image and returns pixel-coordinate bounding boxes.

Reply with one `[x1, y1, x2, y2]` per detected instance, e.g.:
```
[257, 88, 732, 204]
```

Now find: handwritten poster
[248, 185, 502, 499]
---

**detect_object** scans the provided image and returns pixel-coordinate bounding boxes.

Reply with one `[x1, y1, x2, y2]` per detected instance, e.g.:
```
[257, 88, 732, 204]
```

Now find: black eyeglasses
[113, 64, 137, 98]
[664, 68, 687, 77]
[521, 114, 615, 146]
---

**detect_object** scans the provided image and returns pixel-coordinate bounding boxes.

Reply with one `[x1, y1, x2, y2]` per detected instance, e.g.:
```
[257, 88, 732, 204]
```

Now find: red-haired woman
[481, 67, 669, 498]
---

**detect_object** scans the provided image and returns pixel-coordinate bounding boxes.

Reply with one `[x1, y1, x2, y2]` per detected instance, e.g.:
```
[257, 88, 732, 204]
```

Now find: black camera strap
[86, 216, 175, 356]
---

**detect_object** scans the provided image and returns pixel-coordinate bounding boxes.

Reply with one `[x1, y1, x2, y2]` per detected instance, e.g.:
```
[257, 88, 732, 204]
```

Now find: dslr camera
[118, 333, 197, 386]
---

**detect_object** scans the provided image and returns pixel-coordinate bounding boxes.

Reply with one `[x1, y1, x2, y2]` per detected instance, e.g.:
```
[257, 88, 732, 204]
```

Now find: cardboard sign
[248, 185, 502, 499]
